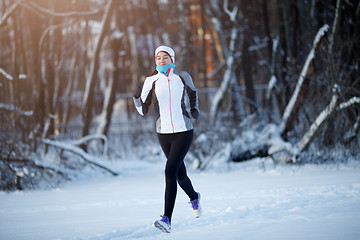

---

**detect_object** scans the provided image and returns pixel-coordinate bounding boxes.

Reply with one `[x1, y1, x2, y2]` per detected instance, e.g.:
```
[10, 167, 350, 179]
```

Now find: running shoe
[154, 215, 171, 233]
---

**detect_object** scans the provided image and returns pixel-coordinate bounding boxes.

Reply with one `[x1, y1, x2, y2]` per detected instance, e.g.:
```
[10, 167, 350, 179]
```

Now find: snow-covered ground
[1, 159, 359, 240]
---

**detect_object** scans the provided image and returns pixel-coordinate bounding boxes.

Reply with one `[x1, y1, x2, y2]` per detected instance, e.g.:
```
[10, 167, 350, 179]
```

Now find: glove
[191, 108, 199, 119]
[132, 87, 141, 99]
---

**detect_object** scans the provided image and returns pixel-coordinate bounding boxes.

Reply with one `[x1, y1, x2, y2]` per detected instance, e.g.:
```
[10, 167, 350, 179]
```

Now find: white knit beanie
[155, 45, 175, 63]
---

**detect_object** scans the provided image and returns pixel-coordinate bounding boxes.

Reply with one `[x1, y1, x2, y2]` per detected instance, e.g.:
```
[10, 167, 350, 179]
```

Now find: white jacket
[133, 69, 199, 134]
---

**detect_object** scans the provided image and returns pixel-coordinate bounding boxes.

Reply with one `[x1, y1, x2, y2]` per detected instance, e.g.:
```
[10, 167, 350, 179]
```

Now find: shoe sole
[154, 221, 171, 233]
[193, 207, 202, 218]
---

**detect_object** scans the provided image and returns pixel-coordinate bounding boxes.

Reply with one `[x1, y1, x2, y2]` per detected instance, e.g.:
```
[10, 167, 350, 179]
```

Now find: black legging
[158, 130, 198, 222]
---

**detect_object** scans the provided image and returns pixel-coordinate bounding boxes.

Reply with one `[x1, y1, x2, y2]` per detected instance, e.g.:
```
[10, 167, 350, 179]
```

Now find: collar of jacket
[156, 63, 175, 77]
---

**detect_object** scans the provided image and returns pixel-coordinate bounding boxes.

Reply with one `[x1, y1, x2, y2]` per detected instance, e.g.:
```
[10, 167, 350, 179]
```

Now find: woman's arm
[133, 77, 156, 116]
[175, 71, 200, 119]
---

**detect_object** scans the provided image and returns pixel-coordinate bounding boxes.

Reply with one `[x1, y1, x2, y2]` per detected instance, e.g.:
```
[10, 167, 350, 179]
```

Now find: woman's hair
[150, 70, 158, 76]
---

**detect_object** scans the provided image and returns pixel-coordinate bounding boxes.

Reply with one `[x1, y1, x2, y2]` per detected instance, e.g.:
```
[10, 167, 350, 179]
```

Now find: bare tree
[96, 29, 124, 136]
[206, 0, 243, 123]
[279, 24, 330, 135]
[81, 0, 114, 148]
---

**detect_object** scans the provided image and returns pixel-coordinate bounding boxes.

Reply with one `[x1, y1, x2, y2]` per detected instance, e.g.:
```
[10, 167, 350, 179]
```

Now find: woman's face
[156, 51, 172, 66]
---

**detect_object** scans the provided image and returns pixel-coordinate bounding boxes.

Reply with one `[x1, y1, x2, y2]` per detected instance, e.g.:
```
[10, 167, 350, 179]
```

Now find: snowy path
[1, 161, 360, 240]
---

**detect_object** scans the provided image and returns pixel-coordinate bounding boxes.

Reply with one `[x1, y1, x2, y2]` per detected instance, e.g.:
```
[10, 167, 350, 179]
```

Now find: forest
[0, 0, 359, 191]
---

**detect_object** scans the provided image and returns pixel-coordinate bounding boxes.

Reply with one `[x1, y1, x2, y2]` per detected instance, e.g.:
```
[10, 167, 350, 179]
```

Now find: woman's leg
[158, 130, 197, 221]
[177, 161, 198, 200]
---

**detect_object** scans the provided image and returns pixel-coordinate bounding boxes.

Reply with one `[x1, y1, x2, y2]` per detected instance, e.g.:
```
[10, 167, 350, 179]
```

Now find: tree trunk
[81, 0, 114, 149]
[96, 33, 122, 136]
[209, 0, 242, 123]
[294, 89, 339, 154]
[177, 0, 189, 70]
[262, 0, 272, 60]
[279, 24, 329, 136]
[62, 51, 77, 133]
[41, 34, 54, 140]
[29, 6, 45, 144]
[40, 4, 63, 141]
[11, 7, 21, 140]
[242, 37, 257, 114]
[200, 0, 208, 87]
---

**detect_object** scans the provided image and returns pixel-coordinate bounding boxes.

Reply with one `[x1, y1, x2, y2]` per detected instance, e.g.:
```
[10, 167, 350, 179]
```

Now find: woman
[133, 45, 201, 233]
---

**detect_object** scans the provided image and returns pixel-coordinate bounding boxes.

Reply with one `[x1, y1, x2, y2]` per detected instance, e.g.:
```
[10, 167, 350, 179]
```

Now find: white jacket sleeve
[133, 76, 157, 116]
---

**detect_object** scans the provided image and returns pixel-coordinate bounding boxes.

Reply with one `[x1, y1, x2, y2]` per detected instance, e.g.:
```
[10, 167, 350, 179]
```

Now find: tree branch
[66, 134, 108, 156]
[294, 86, 339, 154]
[337, 96, 360, 110]
[0, 68, 13, 81]
[0, 1, 104, 28]
[42, 138, 118, 176]
[0, 0, 21, 27]
[23, 1, 104, 18]
[0, 103, 33, 116]
[1, 157, 65, 177]
[293, 90, 359, 156]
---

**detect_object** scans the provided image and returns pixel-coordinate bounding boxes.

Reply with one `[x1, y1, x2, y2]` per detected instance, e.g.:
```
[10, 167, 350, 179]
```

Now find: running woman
[133, 45, 201, 233]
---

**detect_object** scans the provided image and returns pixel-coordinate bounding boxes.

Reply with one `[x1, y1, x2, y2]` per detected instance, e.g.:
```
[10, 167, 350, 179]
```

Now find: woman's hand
[133, 87, 141, 99]
[191, 108, 199, 119]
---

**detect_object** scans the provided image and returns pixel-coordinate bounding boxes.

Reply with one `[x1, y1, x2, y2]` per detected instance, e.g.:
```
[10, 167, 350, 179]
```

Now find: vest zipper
[168, 78, 175, 133]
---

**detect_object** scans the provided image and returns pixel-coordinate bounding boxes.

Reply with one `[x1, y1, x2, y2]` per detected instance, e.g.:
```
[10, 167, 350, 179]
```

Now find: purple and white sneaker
[154, 215, 171, 233]
[189, 192, 201, 218]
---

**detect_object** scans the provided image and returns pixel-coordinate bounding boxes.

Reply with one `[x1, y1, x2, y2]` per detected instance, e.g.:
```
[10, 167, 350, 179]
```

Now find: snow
[1, 159, 360, 240]
[313, 25, 329, 48]
[338, 97, 360, 110]
[266, 75, 277, 99]
[0, 67, 13, 81]
[0, 103, 33, 116]
[41, 138, 118, 176]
